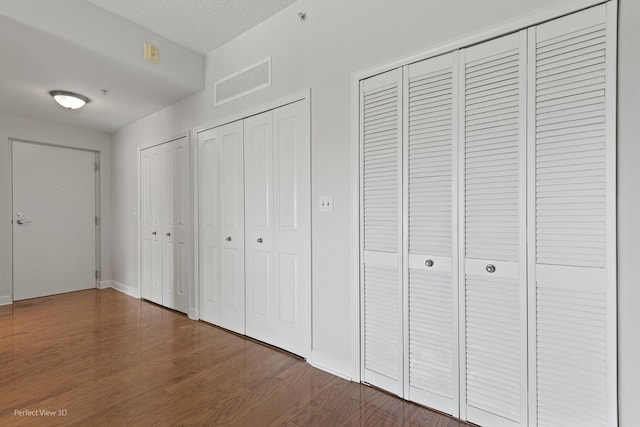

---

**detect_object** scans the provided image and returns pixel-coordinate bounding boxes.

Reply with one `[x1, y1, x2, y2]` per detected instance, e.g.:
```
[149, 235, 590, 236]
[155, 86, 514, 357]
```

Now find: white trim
[351, 0, 608, 83]
[0, 295, 12, 306]
[214, 56, 271, 106]
[450, 50, 461, 419]
[109, 281, 141, 299]
[190, 128, 200, 321]
[605, 2, 618, 426]
[456, 46, 468, 421]
[350, 71, 361, 383]
[525, 24, 539, 427]
[401, 65, 410, 400]
[97, 280, 111, 289]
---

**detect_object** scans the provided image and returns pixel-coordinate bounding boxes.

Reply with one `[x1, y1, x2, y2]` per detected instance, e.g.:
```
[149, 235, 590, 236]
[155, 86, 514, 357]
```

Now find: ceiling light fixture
[49, 90, 90, 110]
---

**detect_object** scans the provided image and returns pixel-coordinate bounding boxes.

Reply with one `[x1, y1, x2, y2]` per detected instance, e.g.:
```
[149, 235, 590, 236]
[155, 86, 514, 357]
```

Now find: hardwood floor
[0, 289, 471, 426]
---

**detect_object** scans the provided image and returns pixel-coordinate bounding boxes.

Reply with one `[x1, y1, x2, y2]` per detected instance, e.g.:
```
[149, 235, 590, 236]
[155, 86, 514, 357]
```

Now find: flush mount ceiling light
[49, 90, 90, 110]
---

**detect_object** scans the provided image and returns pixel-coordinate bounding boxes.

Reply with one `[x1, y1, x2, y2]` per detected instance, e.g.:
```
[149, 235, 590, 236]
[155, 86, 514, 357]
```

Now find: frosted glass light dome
[49, 90, 90, 109]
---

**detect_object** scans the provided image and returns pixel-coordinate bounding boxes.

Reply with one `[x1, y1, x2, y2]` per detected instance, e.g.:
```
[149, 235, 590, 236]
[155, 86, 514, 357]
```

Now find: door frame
[10, 138, 101, 300]
[192, 88, 311, 343]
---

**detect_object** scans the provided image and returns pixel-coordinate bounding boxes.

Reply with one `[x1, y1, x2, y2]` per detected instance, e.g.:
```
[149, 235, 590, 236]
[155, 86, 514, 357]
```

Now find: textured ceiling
[85, 0, 298, 54]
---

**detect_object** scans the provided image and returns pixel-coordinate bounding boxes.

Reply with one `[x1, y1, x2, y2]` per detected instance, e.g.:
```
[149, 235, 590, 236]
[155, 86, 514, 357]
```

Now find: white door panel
[245, 110, 276, 343]
[271, 101, 310, 356]
[245, 101, 310, 358]
[198, 121, 245, 333]
[12, 141, 96, 300]
[460, 30, 528, 427]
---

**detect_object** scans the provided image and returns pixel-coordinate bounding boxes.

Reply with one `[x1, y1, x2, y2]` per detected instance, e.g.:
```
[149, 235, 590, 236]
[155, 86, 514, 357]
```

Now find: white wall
[0, 112, 112, 302]
[110, 0, 640, 422]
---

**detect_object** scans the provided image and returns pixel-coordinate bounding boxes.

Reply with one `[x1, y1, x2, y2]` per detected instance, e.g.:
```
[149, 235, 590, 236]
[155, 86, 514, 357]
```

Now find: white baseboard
[309, 351, 354, 382]
[97, 280, 111, 290]
[0, 295, 12, 306]
[108, 281, 140, 299]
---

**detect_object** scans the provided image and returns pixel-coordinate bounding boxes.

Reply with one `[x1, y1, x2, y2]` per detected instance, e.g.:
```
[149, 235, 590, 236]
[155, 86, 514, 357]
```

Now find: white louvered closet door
[460, 31, 528, 427]
[360, 68, 403, 396]
[405, 52, 458, 415]
[528, 5, 616, 427]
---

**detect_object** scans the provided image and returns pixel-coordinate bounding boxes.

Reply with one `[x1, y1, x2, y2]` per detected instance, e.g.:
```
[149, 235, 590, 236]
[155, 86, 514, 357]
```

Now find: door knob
[486, 264, 496, 273]
[226, 236, 232, 242]
[16, 219, 31, 225]
[166, 233, 171, 237]
[425, 259, 434, 267]
[257, 238, 263, 243]
[152, 231, 157, 235]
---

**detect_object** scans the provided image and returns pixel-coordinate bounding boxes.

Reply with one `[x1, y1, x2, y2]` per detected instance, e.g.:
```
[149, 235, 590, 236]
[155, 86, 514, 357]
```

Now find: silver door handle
[226, 236, 232, 242]
[486, 264, 496, 273]
[425, 259, 434, 267]
[16, 219, 31, 225]
[257, 238, 263, 243]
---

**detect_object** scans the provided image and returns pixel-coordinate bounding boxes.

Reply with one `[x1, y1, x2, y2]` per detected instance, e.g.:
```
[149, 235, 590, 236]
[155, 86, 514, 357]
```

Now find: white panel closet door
[245, 101, 310, 357]
[405, 52, 458, 415]
[141, 145, 163, 305]
[141, 138, 190, 314]
[270, 101, 310, 356]
[198, 121, 245, 334]
[528, 5, 616, 427]
[460, 30, 528, 427]
[244, 110, 275, 346]
[360, 68, 403, 395]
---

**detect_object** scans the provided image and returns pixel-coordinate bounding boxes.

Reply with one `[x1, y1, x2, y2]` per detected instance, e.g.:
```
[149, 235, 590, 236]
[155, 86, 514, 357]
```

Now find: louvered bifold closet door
[405, 53, 458, 415]
[528, 5, 616, 427]
[460, 31, 528, 427]
[361, 68, 403, 395]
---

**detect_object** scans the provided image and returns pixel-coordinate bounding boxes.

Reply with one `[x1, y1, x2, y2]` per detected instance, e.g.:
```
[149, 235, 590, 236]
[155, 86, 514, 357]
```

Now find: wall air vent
[214, 57, 271, 106]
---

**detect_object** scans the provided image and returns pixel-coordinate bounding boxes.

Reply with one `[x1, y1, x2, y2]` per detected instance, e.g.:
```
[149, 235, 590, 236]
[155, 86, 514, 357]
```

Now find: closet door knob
[257, 238, 263, 243]
[226, 236, 232, 242]
[486, 264, 496, 273]
[152, 231, 157, 235]
[425, 259, 434, 267]
[166, 233, 171, 237]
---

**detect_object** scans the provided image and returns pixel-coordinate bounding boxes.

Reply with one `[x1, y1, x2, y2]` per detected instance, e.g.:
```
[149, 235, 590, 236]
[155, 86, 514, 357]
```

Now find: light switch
[319, 196, 333, 212]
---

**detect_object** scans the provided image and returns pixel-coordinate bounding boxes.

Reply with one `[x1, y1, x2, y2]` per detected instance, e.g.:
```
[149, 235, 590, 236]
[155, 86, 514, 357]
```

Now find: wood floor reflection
[0, 289, 470, 426]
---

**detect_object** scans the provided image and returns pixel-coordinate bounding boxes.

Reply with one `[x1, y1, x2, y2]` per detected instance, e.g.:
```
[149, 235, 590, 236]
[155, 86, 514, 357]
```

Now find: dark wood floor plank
[0, 289, 472, 426]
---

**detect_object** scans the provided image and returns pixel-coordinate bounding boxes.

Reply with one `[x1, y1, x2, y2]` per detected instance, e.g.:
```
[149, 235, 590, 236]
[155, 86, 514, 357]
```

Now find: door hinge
[95, 270, 99, 279]
[94, 163, 99, 172]
[95, 216, 99, 226]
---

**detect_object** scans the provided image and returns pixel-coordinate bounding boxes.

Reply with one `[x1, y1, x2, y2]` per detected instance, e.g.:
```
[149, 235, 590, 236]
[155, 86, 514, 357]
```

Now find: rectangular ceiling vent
[215, 57, 271, 106]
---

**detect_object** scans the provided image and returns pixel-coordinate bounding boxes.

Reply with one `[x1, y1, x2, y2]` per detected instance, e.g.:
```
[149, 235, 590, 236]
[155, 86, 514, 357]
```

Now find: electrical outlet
[319, 196, 333, 212]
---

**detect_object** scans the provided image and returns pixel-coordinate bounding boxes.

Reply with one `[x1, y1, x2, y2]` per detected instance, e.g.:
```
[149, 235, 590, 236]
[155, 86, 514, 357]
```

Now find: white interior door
[405, 52, 459, 415]
[245, 100, 310, 357]
[198, 120, 245, 333]
[141, 145, 163, 305]
[141, 138, 190, 314]
[12, 141, 96, 301]
[269, 100, 310, 357]
[360, 69, 403, 395]
[244, 110, 276, 346]
[161, 138, 190, 314]
[460, 31, 528, 427]
[529, 5, 616, 426]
